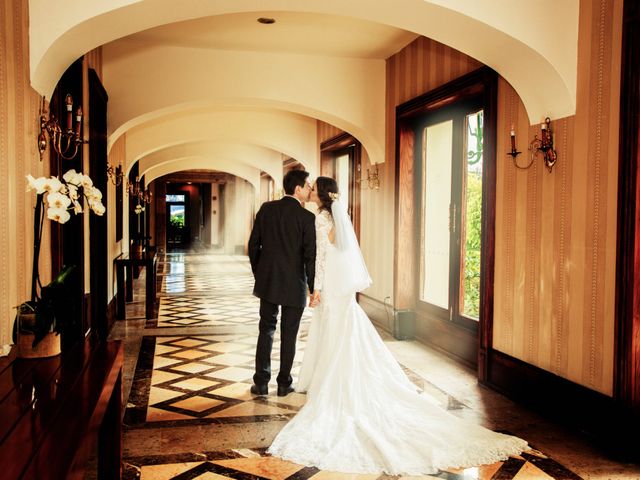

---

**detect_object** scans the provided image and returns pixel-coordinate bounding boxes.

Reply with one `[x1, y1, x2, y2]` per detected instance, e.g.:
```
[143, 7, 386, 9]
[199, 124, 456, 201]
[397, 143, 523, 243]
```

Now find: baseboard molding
[486, 349, 640, 460]
[358, 294, 394, 334]
[414, 311, 477, 368]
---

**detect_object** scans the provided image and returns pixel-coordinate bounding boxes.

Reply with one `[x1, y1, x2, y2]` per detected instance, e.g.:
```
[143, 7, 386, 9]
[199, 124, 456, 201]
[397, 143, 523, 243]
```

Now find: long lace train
[268, 294, 528, 475]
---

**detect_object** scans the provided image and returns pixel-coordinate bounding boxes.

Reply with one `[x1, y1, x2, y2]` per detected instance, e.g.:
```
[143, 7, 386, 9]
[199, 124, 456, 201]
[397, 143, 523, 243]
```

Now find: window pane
[336, 154, 350, 205]
[169, 205, 185, 228]
[166, 194, 185, 202]
[421, 120, 452, 309]
[460, 110, 483, 319]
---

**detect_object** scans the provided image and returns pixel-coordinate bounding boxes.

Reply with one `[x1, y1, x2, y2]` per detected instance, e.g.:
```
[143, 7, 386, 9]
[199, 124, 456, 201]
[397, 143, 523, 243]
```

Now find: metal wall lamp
[507, 117, 558, 173]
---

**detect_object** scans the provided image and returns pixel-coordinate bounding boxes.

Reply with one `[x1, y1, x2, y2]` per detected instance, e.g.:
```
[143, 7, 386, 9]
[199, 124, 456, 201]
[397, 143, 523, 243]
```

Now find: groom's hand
[309, 290, 321, 307]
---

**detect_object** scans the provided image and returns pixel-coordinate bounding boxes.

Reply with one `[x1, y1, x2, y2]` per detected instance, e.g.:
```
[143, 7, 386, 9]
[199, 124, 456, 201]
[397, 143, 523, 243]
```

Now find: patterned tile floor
[118, 251, 618, 479]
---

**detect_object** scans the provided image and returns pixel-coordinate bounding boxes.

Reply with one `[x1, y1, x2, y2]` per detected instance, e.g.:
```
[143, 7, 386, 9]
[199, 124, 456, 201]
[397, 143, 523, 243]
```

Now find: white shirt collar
[284, 194, 302, 205]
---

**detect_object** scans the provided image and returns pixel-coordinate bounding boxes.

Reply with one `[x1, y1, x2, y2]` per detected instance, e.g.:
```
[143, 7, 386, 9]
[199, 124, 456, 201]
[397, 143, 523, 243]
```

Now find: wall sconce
[507, 117, 558, 172]
[125, 176, 152, 204]
[37, 95, 86, 160]
[106, 163, 124, 186]
[360, 163, 380, 190]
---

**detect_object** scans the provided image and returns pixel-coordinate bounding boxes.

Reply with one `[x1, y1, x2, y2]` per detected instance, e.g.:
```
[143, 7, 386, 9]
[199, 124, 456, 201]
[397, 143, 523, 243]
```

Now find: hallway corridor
[111, 252, 635, 479]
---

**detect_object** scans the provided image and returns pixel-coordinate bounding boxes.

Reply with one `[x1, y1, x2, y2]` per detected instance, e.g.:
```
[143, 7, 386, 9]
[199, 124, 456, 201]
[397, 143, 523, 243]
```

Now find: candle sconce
[125, 176, 153, 204]
[508, 117, 558, 173]
[106, 163, 124, 186]
[37, 95, 86, 161]
[359, 163, 380, 190]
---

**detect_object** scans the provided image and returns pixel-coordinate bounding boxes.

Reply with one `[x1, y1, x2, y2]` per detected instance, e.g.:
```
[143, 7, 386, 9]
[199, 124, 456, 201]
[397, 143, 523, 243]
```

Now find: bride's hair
[315, 176, 339, 214]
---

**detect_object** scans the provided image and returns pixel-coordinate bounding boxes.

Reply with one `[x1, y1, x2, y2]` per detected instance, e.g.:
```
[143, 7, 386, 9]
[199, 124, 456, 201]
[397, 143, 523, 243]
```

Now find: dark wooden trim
[48, 58, 86, 349]
[615, 0, 640, 415]
[358, 294, 394, 333]
[415, 310, 477, 368]
[89, 67, 109, 342]
[320, 132, 356, 151]
[397, 67, 493, 120]
[163, 171, 230, 184]
[394, 67, 498, 371]
[319, 133, 362, 240]
[106, 296, 117, 333]
[478, 70, 499, 382]
[486, 349, 639, 459]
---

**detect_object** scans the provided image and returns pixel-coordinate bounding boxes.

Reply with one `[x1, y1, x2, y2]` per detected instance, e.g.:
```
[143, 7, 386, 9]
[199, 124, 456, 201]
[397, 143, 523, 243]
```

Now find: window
[166, 194, 186, 202]
[415, 99, 483, 329]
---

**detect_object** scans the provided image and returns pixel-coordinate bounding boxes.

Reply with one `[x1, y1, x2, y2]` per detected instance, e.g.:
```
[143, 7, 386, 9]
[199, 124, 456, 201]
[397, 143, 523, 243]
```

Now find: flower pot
[15, 313, 61, 359]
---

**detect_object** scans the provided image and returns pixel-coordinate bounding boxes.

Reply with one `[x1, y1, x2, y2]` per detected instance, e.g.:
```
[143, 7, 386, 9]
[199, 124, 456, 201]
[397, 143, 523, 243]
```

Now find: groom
[248, 169, 318, 397]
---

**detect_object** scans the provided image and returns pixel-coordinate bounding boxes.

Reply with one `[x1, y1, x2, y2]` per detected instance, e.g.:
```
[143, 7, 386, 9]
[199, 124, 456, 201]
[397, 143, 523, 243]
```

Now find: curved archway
[30, 0, 577, 123]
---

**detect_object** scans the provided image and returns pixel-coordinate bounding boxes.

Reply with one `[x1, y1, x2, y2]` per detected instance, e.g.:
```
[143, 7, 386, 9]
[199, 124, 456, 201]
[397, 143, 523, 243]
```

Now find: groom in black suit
[248, 169, 317, 397]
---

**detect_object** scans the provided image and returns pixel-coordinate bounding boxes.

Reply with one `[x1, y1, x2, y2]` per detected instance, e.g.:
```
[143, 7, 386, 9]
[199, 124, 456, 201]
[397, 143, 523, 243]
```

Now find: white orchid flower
[47, 207, 71, 224]
[47, 191, 72, 209]
[87, 186, 103, 201]
[81, 175, 93, 189]
[63, 169, 84, 186]
[43, 176, 63, 193]
[91, 202, 106, 216]
[26, 175, 47, 194]
[67, 184, 79, 200]
[63, 169, 77, 183]
[71, 198, 83, 214]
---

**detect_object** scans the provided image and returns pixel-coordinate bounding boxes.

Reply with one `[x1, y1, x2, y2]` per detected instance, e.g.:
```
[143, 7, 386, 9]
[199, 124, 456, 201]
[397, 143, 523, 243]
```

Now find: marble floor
[109, 252, 640, 480]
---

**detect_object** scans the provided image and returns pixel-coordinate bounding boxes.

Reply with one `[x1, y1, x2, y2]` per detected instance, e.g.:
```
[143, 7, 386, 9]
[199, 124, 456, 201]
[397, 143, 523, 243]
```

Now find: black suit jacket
[248, 196, 316, 308]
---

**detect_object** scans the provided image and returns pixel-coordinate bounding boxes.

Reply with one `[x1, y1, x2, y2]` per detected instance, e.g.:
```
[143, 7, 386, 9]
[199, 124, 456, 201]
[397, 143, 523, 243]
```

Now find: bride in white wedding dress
[268, 177, 529, 475]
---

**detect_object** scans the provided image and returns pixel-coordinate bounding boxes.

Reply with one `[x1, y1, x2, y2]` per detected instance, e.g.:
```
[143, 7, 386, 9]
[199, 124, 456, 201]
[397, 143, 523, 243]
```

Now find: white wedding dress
[268, 205, 528, 475]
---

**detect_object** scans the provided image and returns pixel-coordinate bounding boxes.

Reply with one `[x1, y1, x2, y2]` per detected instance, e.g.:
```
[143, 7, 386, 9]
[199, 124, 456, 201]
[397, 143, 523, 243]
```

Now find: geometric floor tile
[124, 448, 584, 480]
[122, 253, 584, 480]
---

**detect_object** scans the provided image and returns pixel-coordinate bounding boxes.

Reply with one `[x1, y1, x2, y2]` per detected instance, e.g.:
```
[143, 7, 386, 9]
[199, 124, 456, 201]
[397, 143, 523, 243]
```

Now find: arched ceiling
[121, 108, 319, 180]
[28, 0, 579, 180]
[137, 141, 287, 188]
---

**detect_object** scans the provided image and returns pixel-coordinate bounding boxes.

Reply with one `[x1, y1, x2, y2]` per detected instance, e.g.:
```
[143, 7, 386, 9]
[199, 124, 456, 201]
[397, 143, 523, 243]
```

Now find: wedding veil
[330, 199, 372, 294]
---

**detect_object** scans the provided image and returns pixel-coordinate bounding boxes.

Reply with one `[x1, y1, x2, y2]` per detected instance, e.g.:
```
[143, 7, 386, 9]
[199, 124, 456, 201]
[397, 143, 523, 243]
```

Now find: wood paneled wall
[385, 0, 622, 395]
[317, 120, 343, 144]
[0, 0, 49, 349]
[380, 38, 483, 311]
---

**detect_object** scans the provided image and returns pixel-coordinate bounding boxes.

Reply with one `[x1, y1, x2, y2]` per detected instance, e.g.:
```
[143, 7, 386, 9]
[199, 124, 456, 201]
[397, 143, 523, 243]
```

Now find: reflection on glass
[169, 205, 185, 228]
[421, 120, 453, 309]
[460, 110, 483, 320]
[336, 153, 350, 207]
[166, 194, 186, 202]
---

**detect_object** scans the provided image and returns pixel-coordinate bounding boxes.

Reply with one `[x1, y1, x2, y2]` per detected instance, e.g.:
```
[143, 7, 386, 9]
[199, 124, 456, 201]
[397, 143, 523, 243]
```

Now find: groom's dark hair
[283, 169, 309, 195]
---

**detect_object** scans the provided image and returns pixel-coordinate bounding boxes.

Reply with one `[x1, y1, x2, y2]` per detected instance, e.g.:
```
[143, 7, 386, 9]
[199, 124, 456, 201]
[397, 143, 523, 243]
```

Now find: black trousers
[253, 299, 304, 388]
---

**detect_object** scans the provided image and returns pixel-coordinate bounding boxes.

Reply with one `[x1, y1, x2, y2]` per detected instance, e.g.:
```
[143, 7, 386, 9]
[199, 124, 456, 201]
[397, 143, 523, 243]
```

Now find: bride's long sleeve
[313, 210, 333, 292]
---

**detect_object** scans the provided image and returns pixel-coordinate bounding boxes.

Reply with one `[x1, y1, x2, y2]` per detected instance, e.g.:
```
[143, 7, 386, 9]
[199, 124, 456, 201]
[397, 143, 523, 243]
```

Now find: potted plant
[12, 169, 105, 358]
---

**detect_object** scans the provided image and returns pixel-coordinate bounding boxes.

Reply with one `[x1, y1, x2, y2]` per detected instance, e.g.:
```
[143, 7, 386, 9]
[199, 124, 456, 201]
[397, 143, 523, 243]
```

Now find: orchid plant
[15, 169, 106, 348]
[27, 169, 105, 222]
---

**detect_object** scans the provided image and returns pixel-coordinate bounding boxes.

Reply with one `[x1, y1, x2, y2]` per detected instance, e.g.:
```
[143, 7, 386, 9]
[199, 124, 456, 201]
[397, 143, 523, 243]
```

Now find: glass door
[166, 194, 188, 247]
[416, 100, 483, 330]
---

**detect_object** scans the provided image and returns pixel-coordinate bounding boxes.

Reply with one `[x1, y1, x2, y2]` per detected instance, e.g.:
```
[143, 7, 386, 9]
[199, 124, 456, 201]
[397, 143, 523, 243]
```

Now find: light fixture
[360, 163, 380, 190]
[125, 176, 152, 204]
[508, 117, 558, 172]
[37, 95, 86, 160]
[106, 163, 124, 186]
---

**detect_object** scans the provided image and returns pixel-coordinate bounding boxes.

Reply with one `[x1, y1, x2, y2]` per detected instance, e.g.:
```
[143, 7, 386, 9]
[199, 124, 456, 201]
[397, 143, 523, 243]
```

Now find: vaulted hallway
[109, 252, 634, 479]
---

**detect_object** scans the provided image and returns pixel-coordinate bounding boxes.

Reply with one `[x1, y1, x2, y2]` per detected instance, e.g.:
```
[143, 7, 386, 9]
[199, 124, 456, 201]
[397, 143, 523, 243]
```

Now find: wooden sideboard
[0, 338, 123, 479]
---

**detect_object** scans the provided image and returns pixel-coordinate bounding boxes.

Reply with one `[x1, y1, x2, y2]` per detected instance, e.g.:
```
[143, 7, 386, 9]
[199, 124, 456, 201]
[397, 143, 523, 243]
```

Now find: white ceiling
[120, 11, 419, 59]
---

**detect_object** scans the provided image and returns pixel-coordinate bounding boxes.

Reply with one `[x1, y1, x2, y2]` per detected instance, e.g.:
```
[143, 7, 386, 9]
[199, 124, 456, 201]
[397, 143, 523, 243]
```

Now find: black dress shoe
[277, 385, 295, 397]
[250, 384, 268, 396]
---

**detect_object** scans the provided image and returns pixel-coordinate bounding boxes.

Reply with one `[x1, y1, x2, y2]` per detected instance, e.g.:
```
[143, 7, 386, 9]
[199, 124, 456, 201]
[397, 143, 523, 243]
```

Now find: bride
[268, 176, 529, 475]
